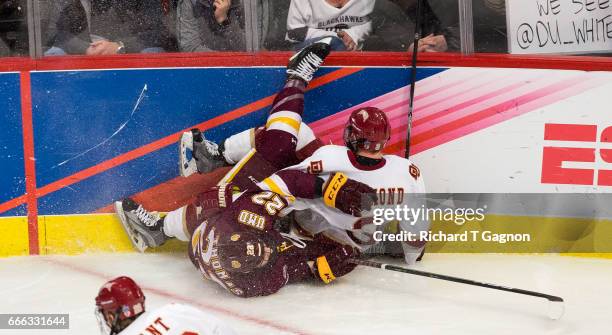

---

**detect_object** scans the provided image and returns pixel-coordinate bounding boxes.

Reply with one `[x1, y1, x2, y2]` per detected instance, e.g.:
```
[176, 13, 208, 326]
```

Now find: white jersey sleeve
[271, 145, 429, 265]
[120, 303, 237, 335]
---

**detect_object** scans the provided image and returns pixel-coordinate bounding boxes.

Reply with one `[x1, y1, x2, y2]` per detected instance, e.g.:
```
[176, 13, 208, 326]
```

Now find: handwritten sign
[507, 0, 612, 54]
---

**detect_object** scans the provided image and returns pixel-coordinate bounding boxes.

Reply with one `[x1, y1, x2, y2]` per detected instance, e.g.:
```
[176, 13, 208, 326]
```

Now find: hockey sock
[162, 206, 190, 242]
[222, 128, 255, 164]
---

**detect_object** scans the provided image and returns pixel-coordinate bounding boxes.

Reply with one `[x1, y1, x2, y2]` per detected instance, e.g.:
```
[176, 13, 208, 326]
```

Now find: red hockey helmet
[343, 107, 391, 153]
[95, 276, 145, 334]
[217, 231, 275, 274]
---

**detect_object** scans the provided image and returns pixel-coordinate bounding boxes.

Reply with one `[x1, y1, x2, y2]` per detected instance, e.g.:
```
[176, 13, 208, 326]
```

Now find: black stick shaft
[405, 0, 423, 159]
[350, 259, 564, 302]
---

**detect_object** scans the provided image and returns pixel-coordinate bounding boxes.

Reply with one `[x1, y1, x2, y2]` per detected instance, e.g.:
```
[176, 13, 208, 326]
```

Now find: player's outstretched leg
[257, 38, 332, 168]
[179, 39, 331, 178]
[114, 198, 168, 252]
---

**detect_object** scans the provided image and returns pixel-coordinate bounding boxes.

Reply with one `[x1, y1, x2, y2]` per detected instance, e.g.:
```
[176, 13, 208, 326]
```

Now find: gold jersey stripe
[266, 116, 300, 132]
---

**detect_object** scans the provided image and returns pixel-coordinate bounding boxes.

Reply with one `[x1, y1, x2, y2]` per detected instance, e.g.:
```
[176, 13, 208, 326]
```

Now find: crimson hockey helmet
[217, 231, 275, 274]
[344, 107, 391, 153]
[95, 276, 145, 334]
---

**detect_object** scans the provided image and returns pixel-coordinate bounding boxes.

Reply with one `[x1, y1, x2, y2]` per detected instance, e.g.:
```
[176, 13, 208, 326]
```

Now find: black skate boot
[114, 198, 168, 252]
[179, 128, 228, 177]
[286, 37, 332, 84]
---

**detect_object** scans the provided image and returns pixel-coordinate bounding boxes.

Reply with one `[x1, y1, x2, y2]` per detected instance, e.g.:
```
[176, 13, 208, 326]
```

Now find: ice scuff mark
[52, 84, 148, 169]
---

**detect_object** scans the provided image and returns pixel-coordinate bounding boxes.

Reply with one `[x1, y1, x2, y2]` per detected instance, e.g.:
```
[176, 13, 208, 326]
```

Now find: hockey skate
[286, 37, 332, 83]
[179, 128, 227, 177]
[114, 198, 168, 252]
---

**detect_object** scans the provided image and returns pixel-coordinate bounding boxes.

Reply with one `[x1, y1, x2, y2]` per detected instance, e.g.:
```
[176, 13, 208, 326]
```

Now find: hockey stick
[349, 258, 565, 319]
[405, 0, 423, 159]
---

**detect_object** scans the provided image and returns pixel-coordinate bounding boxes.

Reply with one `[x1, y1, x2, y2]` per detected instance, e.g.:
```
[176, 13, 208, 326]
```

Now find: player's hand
[314, 244, 359, 284]
[86, 40, 121, 55]
[409, 34, 448, 53]
[322, 172, 377, 217]
[337, 31, 357, 51]
[213, 0, 231, 24]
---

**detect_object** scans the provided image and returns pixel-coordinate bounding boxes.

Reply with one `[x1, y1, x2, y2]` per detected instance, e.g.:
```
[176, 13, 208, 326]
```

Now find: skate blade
[113, 201, 149, 253]
[179, 131, 198, 178]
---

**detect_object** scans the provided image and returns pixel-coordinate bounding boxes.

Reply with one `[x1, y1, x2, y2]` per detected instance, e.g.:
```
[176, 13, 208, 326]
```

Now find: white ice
[1, 253, 610, 335]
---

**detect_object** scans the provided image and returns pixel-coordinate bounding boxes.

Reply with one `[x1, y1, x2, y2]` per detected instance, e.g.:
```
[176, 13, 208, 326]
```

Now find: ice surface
[0, 253, 610, 335]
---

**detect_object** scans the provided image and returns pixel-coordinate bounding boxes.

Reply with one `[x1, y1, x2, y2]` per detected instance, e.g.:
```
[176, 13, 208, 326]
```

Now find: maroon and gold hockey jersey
[188, 187, 343, 298]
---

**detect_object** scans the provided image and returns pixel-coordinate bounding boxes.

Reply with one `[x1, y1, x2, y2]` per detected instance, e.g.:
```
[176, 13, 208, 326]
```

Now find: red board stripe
[0, 195, 27, 213]
[19, 71, 39, 255]
[4, 52, 612, 72]
[409, 79, 584, 148]
[412, 81, 527, 128]
[544, 123, 598, 142]
[0, 67, 363, 214]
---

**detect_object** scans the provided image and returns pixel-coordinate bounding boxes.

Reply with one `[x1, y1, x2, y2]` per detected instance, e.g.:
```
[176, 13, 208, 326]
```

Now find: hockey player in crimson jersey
[95, 276, 237, 335]
[115, 38, 376, 297]
[270, 107, 429, 264]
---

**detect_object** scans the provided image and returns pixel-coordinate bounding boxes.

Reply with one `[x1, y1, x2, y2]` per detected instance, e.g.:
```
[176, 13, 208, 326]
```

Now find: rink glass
[1, 0, 609, 58]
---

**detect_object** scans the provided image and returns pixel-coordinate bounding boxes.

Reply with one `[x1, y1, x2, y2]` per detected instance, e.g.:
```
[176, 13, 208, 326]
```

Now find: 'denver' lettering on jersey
[238, 210, 266, 230]
[376, 188, 405, 205]
[139, 317, 169, 335]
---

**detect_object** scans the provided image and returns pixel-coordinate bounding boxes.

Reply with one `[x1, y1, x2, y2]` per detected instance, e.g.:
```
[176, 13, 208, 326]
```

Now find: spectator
[364, 0, 414, 51]
[371, 0, 449, 52]
[44, 0, 172, 56]
[286, 0, 374, 51]
[427, 0, 507, 53]
[176, 0, 245, 52]
[260, 0, 291, 50]
[0, 0, 28, 57]
[0, 38, 8, 57]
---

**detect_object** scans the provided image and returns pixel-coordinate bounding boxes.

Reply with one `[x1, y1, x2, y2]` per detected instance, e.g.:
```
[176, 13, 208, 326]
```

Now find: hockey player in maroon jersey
[115, 38, 377, 297]
[183, 172, 369, 297]
[179, 107, 428, 264]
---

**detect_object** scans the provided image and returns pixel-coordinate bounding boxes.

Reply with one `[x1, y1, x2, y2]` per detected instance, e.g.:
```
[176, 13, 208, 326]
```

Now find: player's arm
[257, 170, 377, 217]
[343, 21, 373, 46]
[281, 238, 360, 285]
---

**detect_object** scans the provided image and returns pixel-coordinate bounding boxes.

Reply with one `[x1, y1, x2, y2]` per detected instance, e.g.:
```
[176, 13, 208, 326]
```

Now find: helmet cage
[344, 124, 388, 153]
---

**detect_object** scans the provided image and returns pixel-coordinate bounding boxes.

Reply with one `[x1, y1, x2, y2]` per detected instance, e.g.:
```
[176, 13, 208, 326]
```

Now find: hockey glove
[322, 172, 377, 217]
[314, 245, 359, 284]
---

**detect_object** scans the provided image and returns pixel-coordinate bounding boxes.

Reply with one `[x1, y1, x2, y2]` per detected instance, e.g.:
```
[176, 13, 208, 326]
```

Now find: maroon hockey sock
[256, 84, 306, 168]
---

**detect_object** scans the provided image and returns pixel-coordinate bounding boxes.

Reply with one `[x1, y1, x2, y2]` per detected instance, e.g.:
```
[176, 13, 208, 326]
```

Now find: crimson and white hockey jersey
[258, 145, 428, 264]
[286, 0, 374, 45]
[119, 303, 236, 335]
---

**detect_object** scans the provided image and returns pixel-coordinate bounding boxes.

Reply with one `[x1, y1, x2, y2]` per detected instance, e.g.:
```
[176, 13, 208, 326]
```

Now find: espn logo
[541, 124, 611, 186]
